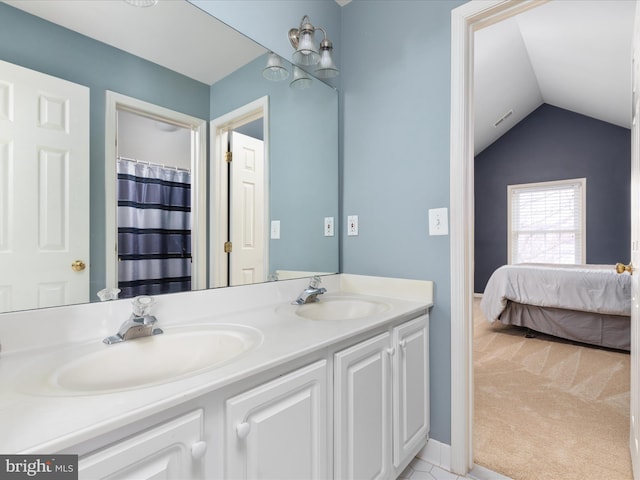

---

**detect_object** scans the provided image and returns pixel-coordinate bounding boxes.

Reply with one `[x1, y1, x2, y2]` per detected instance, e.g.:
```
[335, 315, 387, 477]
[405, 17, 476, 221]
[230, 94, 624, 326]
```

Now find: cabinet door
[334, 332, 392, 480]
[78, 410, 205, 480]
[225, 360, 328, 480]
[393, 315, 429, 467]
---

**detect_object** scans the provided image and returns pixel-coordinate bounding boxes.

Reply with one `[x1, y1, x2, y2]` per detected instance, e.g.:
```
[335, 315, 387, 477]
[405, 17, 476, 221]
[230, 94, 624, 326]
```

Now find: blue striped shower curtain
[117, 159, 191, 298]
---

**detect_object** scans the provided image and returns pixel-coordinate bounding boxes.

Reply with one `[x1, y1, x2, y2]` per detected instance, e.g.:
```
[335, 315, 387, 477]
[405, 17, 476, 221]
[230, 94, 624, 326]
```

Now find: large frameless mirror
[0, 0, 339, 313]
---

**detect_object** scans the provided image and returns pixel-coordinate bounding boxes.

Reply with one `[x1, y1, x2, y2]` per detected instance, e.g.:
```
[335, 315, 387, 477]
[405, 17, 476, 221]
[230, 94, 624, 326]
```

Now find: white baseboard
[416, 439, 511, 480]
[416, 438, 451, 471]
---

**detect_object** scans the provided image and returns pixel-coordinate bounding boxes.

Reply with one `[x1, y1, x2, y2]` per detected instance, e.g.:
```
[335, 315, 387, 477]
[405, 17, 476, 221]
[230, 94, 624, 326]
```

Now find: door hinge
[224, 241, 232, 253]
[225, 151, 232, 163]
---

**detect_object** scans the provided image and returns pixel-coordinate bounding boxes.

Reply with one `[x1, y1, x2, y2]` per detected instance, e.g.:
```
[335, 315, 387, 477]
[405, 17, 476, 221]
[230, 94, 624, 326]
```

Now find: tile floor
[398, 456, 511, 480]
[398, 457, 471, 480]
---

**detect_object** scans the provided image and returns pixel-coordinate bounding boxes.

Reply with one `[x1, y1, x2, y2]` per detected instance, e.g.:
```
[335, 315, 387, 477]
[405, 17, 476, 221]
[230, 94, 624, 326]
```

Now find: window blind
[509, 179, 585, 265]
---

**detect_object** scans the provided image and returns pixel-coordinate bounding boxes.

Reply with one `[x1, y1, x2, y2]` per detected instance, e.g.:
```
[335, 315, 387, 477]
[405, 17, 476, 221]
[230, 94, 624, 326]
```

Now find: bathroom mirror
[0, 0, 339, 313]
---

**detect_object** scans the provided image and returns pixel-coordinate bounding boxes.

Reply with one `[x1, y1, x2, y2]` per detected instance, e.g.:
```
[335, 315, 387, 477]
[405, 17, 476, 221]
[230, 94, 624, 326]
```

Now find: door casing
[105, 91, 207, 292]
[209, 96, 269, 288]
[449, 0, 593, 474]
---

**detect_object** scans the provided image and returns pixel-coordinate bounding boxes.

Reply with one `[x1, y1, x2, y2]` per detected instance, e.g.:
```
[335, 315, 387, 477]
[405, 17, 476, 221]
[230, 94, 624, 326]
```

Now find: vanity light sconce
[288, 15, 339, 79]
[262, 53, 313, 90]
[263, 52, 290, 81]
[289, 66, 313, 90]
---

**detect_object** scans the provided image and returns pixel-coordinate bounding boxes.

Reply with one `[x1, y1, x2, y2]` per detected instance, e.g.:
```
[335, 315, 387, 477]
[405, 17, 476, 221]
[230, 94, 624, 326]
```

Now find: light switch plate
[270, 220, 280, 239]
[428, 208, 448, 236]
[324, 217, 334, 237]
[347, 215, 358, 236]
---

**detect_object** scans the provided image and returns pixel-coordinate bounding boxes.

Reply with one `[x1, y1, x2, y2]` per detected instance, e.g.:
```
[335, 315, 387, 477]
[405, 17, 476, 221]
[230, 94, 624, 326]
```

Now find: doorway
[210, 96, 269, 288]
[450, 0, 637, 476]
[105, 91, 207, 295]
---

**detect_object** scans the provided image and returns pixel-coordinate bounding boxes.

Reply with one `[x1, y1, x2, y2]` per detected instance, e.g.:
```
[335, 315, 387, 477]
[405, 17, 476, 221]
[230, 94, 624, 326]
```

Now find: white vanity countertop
[0, 274, 433, 454]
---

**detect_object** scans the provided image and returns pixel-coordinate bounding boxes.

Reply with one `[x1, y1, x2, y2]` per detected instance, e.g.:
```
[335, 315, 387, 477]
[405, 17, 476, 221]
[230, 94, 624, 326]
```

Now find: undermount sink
[292, 296, 390, 321]
[18, 324, 262, 395]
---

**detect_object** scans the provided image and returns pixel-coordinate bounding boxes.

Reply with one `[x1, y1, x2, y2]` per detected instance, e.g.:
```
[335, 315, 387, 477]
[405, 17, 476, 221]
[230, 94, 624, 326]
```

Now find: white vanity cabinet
[392, 315, 429, 468]
[334, 315, 429, 480]
[224, 360, 328, 480]
[78, 410, 206, 480]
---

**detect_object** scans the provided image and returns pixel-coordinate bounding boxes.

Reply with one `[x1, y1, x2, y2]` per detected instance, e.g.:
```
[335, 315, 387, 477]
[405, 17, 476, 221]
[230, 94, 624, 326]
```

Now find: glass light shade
[293, 30, 320, 66]
[262, 52, 289, 81]
[290, 66, 313, 90]
[124, 0, 158, 6]
[315, 48, 339, 79]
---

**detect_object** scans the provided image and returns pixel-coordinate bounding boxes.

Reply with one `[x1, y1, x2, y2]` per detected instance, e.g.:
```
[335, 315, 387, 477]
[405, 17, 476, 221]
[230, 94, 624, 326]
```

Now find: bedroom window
[508, 178, 586, 265]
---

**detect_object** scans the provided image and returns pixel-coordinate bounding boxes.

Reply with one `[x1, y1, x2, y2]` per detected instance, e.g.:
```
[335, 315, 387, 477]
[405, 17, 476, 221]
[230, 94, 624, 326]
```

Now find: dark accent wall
[474, 104, 630, 292]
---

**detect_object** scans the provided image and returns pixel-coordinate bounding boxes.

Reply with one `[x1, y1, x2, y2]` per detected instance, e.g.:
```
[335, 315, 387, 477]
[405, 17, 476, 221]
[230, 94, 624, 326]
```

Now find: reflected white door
[632, 4, 640, 477]
[0, 60, 89, 312]
[229, 131, 265, 286]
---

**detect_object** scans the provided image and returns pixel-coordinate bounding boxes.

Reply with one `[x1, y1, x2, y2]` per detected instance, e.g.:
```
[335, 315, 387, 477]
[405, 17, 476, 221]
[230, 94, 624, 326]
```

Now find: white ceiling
[2, 0, 266, 85]
[474, 0, 636, 154]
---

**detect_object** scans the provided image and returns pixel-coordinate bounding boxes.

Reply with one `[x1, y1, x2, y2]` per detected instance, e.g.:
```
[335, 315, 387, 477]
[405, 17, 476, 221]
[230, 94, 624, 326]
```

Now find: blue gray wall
[475, 104, 631, 292]
[0, 2, 210, 299]
[340, 0, 465, 444]
[193, 0, 466, 445]
[210, 55, 339, 275]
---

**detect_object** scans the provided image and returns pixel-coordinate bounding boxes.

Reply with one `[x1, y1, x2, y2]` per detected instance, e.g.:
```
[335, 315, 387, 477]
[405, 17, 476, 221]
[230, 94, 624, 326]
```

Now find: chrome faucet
[293, 276, 327, 305]
[103, 295, 163, 345]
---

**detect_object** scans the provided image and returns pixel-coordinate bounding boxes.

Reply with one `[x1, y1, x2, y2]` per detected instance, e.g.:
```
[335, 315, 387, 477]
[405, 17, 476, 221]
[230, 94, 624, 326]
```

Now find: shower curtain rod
[117, 155, 191, 173]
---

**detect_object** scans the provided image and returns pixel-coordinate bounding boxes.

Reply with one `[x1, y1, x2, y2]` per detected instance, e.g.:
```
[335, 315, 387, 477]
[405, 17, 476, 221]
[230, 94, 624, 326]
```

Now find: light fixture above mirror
[262, 52, 289, 81]
[290, 65, 313, 90]
[288, 15, 339, 79]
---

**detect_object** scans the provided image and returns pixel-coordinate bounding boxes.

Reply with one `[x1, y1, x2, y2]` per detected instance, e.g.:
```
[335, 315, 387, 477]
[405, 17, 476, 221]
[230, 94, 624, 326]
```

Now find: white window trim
[507, 177, 587, 265]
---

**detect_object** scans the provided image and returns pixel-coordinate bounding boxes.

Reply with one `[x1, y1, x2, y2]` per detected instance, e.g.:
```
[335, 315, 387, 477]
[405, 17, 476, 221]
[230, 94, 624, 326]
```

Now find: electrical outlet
[428, 208, 448, 236]
[324, 217, 334, 237]
[270, 220, 280, 239]
[347, 215, 358, 236]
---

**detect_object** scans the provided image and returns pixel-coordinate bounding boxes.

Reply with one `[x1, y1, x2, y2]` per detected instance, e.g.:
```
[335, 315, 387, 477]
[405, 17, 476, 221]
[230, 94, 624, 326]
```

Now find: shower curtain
[117, 158, 191, 298]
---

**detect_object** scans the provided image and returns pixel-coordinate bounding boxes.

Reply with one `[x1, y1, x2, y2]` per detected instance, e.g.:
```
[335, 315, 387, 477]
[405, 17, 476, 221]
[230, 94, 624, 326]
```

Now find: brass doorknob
[615, 262, 633, 275]
[71, 260, 86, 272]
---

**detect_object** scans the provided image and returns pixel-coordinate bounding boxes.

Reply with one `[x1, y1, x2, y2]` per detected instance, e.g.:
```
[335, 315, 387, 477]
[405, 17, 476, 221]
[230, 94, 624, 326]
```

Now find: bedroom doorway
[450, 0, 638, 478]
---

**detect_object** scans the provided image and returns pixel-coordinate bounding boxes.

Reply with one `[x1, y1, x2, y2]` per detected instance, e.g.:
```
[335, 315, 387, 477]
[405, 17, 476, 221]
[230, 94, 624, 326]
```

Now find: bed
[480, 264, 632, 350]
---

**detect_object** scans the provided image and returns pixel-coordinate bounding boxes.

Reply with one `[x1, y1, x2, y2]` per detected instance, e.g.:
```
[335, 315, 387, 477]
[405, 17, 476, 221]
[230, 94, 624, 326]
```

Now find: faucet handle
[309, 275, 322, 289]
[132, 295, 155, 317]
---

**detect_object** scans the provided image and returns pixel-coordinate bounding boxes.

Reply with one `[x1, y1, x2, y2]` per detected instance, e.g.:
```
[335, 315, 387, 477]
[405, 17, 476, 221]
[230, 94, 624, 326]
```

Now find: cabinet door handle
[399, 339, 407, 350]
[191, 441, 208, 460]
[386, 347, 396, 356]
[236, 421, 251, 439]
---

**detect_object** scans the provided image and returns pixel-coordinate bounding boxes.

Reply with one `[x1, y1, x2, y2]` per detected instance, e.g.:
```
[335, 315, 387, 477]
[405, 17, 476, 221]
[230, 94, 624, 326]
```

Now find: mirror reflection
[0, 0, 339, 312]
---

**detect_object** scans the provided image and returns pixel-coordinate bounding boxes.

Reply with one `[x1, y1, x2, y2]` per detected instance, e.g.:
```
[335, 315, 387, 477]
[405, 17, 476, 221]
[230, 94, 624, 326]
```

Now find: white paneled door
[0, 60, 89, 312]
[229, 131, 265, 286]
[631, 3, 640, 476]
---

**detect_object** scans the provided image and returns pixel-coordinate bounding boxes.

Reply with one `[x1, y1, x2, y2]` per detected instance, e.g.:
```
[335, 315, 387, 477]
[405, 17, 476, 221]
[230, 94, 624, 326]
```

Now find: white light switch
[324, 217, 334, 237]
[347, 215, 358, 236]
[270, 220, 280, 239]
[428, 208, 448, 236]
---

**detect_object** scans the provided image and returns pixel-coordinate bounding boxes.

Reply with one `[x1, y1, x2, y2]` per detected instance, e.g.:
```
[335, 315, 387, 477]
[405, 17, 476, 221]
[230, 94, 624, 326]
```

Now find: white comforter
[480, 264, 631, 323]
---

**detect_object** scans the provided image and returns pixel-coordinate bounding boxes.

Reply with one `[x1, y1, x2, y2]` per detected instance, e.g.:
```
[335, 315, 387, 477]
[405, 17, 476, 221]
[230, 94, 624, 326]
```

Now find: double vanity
[0, 274, 433, 479]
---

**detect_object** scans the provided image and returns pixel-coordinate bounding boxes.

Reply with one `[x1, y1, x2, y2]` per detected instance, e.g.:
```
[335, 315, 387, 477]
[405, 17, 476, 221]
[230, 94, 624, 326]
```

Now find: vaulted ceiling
[6, 0, 636, 157]
[474, 0, 636, 154]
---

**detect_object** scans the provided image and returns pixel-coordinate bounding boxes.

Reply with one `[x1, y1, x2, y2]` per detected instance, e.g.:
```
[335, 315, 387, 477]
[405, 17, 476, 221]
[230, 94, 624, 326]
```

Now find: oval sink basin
[19, 324, 262, 395]
[294, 297, 390, 321]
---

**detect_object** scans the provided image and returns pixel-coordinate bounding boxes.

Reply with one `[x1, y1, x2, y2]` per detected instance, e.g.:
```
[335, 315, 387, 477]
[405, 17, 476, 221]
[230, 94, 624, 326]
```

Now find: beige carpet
[473, 299, 632, 480]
